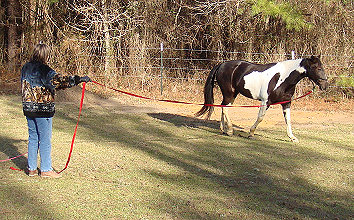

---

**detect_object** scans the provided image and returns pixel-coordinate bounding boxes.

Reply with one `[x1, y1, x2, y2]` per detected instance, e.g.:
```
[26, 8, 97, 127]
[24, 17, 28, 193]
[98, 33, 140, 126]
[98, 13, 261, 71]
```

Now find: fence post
[291, 50, 295, 60]
[160, 42, 164, 95]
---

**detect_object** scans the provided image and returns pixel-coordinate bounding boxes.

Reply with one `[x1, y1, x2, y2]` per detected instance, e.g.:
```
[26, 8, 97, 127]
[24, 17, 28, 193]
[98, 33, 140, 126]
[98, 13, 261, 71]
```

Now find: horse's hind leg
[220, 94, 237, 136]
[221, 104, 234, 136]
[249, 102, 268, 137]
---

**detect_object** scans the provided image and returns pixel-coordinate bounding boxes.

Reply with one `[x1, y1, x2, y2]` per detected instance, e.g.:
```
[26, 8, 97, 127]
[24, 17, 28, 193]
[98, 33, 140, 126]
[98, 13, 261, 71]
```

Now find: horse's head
[303, 56, 329, 90]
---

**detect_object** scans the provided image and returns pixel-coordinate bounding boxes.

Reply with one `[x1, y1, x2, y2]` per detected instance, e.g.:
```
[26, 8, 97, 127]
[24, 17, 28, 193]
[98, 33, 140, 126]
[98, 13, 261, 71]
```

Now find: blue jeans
[26, 117, 53, 172]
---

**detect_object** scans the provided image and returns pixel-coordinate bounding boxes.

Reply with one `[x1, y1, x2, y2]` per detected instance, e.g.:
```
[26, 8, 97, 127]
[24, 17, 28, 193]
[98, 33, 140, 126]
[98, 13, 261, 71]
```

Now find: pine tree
[249, 0, 312, 31]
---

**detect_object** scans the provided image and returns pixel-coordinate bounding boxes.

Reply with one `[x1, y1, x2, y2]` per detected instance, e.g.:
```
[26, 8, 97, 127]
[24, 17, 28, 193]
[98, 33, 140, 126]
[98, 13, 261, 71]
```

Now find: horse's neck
[274, 59, 307, 89]
[285, 64, 308, 88]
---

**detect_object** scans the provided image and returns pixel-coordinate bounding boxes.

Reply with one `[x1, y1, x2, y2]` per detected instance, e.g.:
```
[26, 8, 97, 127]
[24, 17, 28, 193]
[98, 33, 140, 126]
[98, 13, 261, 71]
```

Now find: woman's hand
[80, 76, 91, 83]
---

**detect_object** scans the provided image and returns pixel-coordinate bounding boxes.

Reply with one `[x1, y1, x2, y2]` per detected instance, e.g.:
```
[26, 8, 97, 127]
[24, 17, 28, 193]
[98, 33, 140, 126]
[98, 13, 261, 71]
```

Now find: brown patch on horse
[267, 73, 280, 96]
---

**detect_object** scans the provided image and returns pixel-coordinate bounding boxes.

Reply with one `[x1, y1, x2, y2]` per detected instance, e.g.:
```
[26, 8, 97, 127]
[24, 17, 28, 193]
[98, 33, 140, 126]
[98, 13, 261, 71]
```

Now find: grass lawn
[0, 94, 353, 219]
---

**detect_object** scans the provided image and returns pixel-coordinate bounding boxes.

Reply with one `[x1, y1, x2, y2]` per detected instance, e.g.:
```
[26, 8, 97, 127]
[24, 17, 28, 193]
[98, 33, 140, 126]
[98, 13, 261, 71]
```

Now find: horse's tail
[195, 64, 220, 119]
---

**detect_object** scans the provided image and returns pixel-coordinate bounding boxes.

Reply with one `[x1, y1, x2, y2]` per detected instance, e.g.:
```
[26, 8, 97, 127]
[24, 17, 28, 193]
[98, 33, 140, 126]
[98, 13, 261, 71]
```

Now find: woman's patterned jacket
[21, 61, 80, 118]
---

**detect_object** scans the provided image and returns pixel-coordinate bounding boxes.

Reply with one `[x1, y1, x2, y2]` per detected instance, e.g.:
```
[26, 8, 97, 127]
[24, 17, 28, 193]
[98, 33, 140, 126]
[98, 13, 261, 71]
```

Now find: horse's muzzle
[318, 79, 329, 90]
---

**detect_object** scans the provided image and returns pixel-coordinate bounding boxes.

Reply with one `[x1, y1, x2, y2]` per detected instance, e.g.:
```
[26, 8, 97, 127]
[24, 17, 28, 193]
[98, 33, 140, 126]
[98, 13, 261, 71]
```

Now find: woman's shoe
[41, 170, 61, 178]
[27, 169, 38, 177]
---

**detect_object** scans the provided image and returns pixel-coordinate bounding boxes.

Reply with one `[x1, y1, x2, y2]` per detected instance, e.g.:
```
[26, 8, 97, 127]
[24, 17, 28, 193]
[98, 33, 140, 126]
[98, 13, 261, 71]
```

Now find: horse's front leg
[220, 104, 233, 136]
[249, 102, 268, 137]
[282, 104, 299, 143]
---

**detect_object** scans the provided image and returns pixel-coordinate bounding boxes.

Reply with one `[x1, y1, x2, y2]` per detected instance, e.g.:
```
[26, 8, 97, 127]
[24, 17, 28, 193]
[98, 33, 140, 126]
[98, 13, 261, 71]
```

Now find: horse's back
[216, 60, 278, 100]
[218, 60, 276, 76]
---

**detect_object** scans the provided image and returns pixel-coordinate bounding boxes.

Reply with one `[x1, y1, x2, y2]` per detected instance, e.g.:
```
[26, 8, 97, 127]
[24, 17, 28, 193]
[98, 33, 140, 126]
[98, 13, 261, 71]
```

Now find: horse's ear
[310, 55, 320, 62]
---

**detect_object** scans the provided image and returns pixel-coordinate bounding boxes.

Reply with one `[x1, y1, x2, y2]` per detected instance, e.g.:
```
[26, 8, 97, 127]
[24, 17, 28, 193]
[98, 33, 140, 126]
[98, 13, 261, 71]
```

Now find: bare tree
[7, 0, 21, 74]
[63, 0, 142, 78]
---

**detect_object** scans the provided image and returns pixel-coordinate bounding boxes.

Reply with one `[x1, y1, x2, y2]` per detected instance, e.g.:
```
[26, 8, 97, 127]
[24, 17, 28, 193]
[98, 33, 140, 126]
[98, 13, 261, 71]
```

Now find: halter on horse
[196, 56, 328, 142]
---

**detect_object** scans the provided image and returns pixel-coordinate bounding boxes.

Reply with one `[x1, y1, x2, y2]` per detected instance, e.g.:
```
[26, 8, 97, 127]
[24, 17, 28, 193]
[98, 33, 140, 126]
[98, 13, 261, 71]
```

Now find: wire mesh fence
[5, 43, 351, 97]
[69, 43, 353, 97]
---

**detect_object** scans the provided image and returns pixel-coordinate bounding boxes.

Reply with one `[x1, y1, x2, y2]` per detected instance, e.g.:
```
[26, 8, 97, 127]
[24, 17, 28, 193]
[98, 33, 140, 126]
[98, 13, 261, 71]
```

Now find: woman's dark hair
[30, 43, 50, 64]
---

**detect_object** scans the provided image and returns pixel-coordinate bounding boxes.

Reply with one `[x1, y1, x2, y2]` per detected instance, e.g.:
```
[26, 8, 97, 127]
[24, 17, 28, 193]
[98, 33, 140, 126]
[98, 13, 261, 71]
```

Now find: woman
[21, 43, 90, 178]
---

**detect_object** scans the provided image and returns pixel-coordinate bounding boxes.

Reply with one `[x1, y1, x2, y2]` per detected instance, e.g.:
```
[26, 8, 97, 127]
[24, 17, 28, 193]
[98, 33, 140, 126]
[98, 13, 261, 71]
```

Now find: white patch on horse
[244, 59, 306, 100]
[274, 59, 306, 90]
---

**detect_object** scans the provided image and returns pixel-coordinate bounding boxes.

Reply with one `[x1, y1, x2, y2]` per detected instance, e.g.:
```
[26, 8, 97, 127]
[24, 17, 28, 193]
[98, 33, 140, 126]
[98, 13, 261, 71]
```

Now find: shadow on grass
[0, 183, 58, 219]
[149, 112, 244, 130]
[144, 113, 352, 219]
[149, 112, 277, 141]
[66, 106, 351, 219]
[0, 135, 27, 170]
[2, 94, 352, 219]
[0, 135, 59, 219]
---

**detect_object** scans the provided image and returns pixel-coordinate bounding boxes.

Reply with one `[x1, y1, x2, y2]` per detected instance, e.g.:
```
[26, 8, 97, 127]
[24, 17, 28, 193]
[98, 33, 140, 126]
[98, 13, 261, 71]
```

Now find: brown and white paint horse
[196, 56, 328, 142]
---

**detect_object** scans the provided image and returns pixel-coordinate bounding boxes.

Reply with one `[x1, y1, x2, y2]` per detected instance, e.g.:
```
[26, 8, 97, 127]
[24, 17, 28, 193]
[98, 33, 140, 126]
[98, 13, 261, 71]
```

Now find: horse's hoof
[290, 137, 299, 143]
[247, 134, 256, 139]
[222, 131, 233, 136]
[291, 138, 299, 143]
[247, 135, 256, 140]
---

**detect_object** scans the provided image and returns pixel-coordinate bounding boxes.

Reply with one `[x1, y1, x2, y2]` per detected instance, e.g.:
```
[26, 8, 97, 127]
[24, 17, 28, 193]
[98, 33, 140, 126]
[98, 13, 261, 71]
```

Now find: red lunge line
[91, 80, 312, 108]
[0, 152, 27, 163]
[6, 80, 311, 173]
[10, 166, 23, 171]
[57, 82, 86, 174]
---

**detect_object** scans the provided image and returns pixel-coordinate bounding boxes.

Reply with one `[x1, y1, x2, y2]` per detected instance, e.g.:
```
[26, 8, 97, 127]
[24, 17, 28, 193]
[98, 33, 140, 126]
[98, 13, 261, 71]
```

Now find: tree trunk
[102, 0, 114, 78]
[7, 0, 20, 74]
[28, 0, 37, 46]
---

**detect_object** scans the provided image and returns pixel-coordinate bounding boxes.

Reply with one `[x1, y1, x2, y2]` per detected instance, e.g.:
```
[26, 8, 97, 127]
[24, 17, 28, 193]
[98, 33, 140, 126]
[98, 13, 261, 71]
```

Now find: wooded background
[0, 0, 353, 96]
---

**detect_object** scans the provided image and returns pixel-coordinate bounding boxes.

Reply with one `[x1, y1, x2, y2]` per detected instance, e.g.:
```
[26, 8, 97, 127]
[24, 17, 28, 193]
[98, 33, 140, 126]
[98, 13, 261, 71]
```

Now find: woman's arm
[45, 69, 90, 91]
